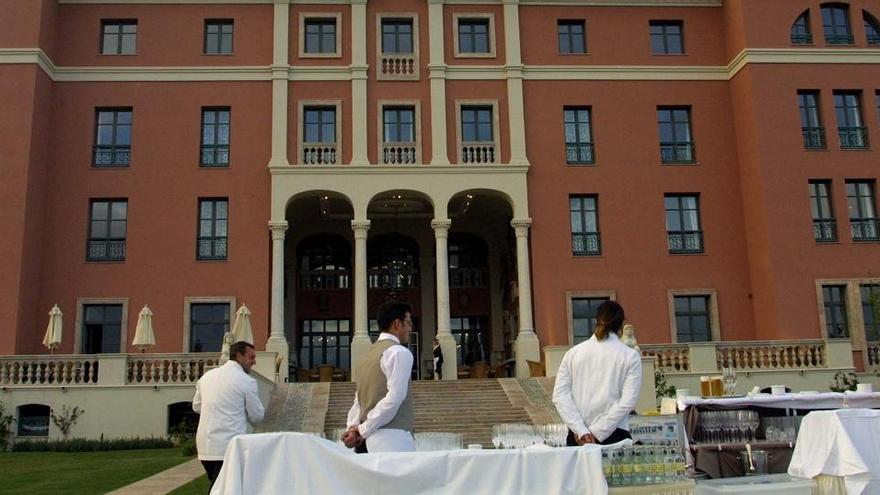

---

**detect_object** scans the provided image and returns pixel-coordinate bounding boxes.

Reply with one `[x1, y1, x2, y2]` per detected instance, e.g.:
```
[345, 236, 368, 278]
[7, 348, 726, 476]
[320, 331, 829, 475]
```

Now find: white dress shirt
[346, 333, 414, 439]
[193, 360, 265, 461]
[552, 333, 642, 442]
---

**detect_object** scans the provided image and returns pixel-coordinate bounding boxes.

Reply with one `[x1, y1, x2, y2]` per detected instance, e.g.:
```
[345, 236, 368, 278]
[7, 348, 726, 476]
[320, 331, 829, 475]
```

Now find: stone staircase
[260, 378, 563, 448]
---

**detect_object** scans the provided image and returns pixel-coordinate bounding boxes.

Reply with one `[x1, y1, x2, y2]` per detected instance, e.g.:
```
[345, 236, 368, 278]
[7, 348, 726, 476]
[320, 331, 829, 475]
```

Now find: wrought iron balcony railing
[368, 269, 419, 290]
[839, 127, 869, 149]
[802, 127, 826, 149]
[813, 219, 838, 242]
[572, 233, 601, 256]
[565, 143, 595, 165]
[87, 239, 126, 261]
[660, 142, 695, 164]
[825, 33, 854, 45]
[93, 146, 131, 167]
[851, 218, 880, 242]
[197, 238, 228, 260]
[298, 269, 351, 290]
[200, 145, 230, 167]
[667, 230, 704, 254]
[449, 267, 489, 288]
[790, 33, 813, 44]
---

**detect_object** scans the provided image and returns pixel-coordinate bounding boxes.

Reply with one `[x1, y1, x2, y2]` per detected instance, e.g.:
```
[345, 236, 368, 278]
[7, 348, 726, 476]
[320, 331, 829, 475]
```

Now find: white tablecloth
[679, 392, 880, 412]
[212, 432, 608, 495]
[788, 409, 880, 495]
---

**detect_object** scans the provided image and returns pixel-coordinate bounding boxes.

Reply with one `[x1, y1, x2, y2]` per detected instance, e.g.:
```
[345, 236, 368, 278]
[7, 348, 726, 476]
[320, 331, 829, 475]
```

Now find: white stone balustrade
[379, 54, 418, 80]
[382, 143, 419, 164]
[716, 340, 826, 370]
[460, 143, 496, 164]
[127, 354, 222, 384]
[0, 355, 101, 386]
[640, 345, 690, 373]
[302, 143, 338, 165]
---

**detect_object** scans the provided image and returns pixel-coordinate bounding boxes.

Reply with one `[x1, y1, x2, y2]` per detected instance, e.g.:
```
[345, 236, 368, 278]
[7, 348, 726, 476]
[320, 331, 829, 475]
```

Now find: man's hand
[576, 433, 597, 445]
[342, 427, 363, 449]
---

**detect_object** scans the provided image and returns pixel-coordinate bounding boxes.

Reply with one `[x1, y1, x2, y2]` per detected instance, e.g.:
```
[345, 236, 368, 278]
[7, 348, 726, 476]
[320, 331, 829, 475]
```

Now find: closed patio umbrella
[42, 304, 63, 353]
[132, 305, 156, 352]
[231, 304, 254, 344]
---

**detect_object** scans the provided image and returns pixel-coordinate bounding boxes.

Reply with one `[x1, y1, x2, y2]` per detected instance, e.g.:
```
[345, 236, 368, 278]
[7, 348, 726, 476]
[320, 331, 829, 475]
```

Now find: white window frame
[565, 290, 616, 345]
[298, 100, 343, 164]
[299, 12, 343, 59]
[376, 13, 420, 80]
[182, 296, 236, 352]
[455, 99, 501, 164]
[377, 100, 422, 164]
[75, 297, 130, 354]
[667, 289, 720, 343]
[453, 13, 496, 59]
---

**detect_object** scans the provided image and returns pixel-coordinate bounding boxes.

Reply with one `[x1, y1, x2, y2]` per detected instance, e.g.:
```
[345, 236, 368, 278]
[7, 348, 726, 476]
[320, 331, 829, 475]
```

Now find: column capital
[511, 218, 532, 234]
[268, 221, 289, 240]
[431, 218, 452, 235]
[351, 220, 371, 238]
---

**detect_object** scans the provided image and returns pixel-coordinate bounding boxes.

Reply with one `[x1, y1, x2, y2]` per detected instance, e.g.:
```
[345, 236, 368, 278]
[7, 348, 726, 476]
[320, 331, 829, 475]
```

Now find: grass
[0, 448, 191, 494]
[169, 474, 209, 495]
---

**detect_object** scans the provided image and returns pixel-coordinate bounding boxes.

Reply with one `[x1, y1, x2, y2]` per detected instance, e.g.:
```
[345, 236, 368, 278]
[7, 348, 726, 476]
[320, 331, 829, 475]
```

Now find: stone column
[503, 0, 528, 166]
[432, 219, 457, 380]
[350, 220, 372, 381]
[428, 0, 450, 165]
[269, 2, 290, 167]
[351, 0, 369, 165]
[267, 221, 289, 382]
[511, 218, 539, 377]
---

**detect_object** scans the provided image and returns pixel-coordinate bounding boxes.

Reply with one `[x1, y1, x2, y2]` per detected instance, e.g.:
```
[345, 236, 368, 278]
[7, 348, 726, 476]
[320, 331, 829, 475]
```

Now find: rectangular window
[461, 106, 493, 142]
[299, 319, 352, 370]
[657, 107, 694, 163]
[87, 199, 127, 261]
[846, 180, 879, 241]
[93, 108, 132, 167]
[570, 195, 600, 256]
[200, 108, 230, 167]
[822, 285, 849, 338]
[303, 106, 336, 143]
[558, 20, 586, 54]
[81, 304, 123, 353]
[458, 18, 491, 54]
[204, 20, 234, 54]
[674, 295, 711, 342]
[381, 19, 413, 54]
[190, 303, 230, 352]
[101, 20, 137, 55]
[798, 91, 826, 149]
[450, 316, 488, 366]
[304, 19, 337, 54]
[833, 91, 868, 149]
[809, 180, 837, 242]
[198, 199, 228, 260]
[822, 5, 853, 44]
[861, 284, 880, 342]
[571, 297, 610, 344]
[563, 107, 594, 164]
[383, 106, 415, 143]
[665, 194, 703, 254]
[650, 21, 683, 54]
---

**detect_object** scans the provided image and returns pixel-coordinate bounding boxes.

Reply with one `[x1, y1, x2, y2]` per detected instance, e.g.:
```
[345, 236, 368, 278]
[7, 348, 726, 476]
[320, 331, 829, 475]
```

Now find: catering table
[211, 432, 608, 495]
[678, 392, 880, 412]
[788, 409, 880, 495]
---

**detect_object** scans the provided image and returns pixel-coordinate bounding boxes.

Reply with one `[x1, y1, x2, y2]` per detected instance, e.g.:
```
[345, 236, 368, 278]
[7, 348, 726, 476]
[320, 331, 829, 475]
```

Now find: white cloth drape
[212, 432, 607, 495]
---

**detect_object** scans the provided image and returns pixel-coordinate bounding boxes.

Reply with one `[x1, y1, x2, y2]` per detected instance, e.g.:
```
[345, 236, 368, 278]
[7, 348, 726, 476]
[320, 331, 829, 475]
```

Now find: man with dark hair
[343, 301, 415, 452]
[193, 341, 265, 491]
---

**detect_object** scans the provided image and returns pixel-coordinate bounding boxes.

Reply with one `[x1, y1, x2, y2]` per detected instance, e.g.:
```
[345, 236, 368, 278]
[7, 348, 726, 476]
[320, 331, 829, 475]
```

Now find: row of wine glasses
[699, 410, 759, 444]
[491, 423, 568, 449]
[721, 366, 738, 396]
[414, 432, 463, 451]
[601, 441, 687, 487]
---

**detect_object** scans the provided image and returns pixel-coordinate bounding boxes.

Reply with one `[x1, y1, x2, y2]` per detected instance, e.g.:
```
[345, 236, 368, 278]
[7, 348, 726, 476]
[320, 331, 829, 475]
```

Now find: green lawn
[0, 448, 191, 494]
[169, 474, 209, 495]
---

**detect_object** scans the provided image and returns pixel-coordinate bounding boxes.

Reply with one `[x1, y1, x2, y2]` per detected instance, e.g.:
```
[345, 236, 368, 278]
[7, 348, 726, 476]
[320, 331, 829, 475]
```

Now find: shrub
[10, 436, 173, 452]
[830, 371, 859, 392]
[0, 402, 15, 451]
[170, 421, 197, 457]
[654, 370, 677, 400]
[50, 405, 84, 440]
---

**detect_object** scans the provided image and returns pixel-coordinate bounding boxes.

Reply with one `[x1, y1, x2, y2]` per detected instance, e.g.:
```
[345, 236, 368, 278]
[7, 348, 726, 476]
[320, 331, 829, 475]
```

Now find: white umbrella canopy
[42, 305, 63, 352]
[132, 305, 157, 351]
[231, 304, 254, 344]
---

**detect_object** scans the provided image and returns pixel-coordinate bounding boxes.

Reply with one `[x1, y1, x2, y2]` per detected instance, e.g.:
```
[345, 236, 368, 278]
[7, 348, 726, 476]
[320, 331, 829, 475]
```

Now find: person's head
[230, 341, 256, 373]
[594, 301, 626, 341]
[433, 338, 439, 347]
[376, 301, 413, 343]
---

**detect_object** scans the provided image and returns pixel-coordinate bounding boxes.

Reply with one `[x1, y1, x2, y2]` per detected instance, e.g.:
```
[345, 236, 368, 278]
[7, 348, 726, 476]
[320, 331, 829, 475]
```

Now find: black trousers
[566, 428, 632, 446]
[201, 460, 223, 493]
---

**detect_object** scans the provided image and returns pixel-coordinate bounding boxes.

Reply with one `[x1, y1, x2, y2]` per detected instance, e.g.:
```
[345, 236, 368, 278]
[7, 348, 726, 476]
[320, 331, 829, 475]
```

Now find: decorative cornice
[3, 48, 880, 83]
[431, 219, 452, 235]
[269, 164, 531, 175]
[351, 220, 371, 235]
[511, 218, 532, 230]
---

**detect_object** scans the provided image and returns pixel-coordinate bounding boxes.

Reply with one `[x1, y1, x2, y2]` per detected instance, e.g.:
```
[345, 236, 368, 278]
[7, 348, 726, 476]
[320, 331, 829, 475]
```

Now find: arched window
[448, 234, 488, 288]
[297, 235, 351, 290]
[791, 10, 813, 44]
[17, 404, 50, 437]
[821, 3, 853, 44]
[864, 11, 880, 45]
[368, 234, 419, 290]
[167, 402, 199, 435]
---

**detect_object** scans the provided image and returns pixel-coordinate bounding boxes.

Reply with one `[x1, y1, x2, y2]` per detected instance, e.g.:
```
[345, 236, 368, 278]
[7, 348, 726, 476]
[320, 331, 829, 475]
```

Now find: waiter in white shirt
[193, 341, 265, 491]
[343, 301, 416, 453]
[553, 300, 642, 445]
